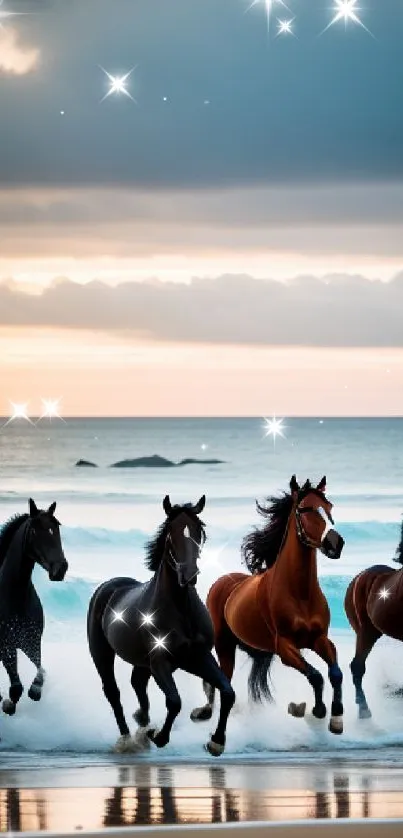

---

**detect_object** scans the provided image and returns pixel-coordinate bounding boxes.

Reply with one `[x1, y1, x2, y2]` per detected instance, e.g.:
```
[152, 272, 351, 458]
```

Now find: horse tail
[236, 640, 275, 703]
[248, 651, 275, 703]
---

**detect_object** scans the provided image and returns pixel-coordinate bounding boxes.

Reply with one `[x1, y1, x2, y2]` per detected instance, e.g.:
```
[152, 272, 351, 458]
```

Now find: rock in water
[110, 455, 175, 468]
[75, 459, 98, 467]
[110, 454, 226, 468]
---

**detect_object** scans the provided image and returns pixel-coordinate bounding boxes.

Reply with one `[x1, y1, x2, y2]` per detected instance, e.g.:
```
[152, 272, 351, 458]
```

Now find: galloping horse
[87, 495, 235, 756]
[0, 499, 68, 716]
[345, 518, 403, 719]
[191, 476, 345, 735]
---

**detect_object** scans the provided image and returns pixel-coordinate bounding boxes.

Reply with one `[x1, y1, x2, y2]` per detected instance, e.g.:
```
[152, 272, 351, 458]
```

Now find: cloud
[1, 272, 403, 347]
[0, 0, 401, 186]
[0, 186, 402, 268]
[0, 27, 39, 76]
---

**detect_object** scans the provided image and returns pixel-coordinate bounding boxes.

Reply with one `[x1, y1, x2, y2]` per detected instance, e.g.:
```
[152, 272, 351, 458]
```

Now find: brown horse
[344, 519, 403, 719]
[191, 475, 345, 735]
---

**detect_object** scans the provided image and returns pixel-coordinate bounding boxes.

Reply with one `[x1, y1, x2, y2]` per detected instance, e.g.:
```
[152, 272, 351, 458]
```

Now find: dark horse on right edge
[345, 517, 403, 720]
[191, 476, 346, 735]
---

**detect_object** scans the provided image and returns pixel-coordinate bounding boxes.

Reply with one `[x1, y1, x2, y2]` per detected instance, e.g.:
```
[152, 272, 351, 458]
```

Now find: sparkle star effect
[151, 635, 169, 652]
[99, 66, 137, 103]
[246, 0, 291, 36]
[263, 416, 286, 447]
[1, 402, 33, 429]
[276, 17, 295, 36]
[320, 0, 373, 37]
[37, 398, 65, 424]
[378, 587, 391, 601]
[140, 612, 155, 627]
[111, 609, 126, 623]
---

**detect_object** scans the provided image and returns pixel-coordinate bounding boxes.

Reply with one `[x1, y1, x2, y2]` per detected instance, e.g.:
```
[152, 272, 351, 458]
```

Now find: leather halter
[295, 503, 333, 550]
[164, 528, 203, 578]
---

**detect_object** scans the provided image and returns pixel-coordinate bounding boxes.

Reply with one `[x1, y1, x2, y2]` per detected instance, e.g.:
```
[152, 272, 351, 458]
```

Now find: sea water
[0, 416, 403, 765]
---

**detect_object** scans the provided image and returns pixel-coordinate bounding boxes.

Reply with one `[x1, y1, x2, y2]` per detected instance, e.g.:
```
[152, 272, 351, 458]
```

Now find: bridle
[295, 503, 334, 550]
[164, 521, 204, 581]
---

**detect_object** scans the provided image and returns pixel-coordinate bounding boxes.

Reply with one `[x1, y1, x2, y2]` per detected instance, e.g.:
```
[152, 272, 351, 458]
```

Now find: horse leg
[312, 634, 344, 735]
[147, 660, 181, 749]
[131, 667, 151, 727]
[191, 624, 237, 723]
[277, 639, 326, 722]
[2, 648, 23, 716]
[185, 651, 236, 756]
[19, 625, 46, 702]
[88, 624, 131, 749]
[349, 623, 381, 720]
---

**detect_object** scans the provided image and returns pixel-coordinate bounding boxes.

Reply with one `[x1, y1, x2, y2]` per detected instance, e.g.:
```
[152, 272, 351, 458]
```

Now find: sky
[0, 0, 402, 416]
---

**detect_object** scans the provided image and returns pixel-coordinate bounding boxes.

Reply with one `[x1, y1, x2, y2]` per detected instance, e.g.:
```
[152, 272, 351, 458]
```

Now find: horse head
[162, 494, 206, 587]
[28, 498, 68, 581]
[290, 475, 344, 560]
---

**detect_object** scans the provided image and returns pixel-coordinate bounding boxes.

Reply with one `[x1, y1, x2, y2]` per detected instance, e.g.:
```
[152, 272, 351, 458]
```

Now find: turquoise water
[0, 417, 403, 758]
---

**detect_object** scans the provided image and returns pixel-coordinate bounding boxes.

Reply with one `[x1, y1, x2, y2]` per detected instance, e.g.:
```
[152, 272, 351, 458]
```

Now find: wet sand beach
[1, 758, 403, 833]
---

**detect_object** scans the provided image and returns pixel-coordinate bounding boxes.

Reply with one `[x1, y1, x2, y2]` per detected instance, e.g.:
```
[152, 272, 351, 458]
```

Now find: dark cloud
[1, 183, 403, 227]
[2, 272, 403, 346]
[0, 0, 402, 187]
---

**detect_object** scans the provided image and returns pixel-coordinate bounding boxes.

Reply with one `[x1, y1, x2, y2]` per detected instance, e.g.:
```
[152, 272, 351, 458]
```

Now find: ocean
[1, 416, 403, 764]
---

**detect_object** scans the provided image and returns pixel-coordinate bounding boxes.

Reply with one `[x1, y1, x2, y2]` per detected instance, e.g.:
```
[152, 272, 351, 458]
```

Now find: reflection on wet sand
[1, 765, 403, 832]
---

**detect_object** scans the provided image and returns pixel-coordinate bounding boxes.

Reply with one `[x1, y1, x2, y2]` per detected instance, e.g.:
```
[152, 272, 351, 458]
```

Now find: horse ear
[29, 498, 39, 517]
[316, 476, 327, 492]
[302, 479, 311, 492]
[48, 501, 57, 516]
[290, 475, 299, 496]
[193, 495, 206, 514]
[163, 495, 172, 515]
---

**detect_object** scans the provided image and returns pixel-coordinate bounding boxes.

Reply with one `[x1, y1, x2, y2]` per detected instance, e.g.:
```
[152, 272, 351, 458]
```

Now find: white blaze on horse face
[317, 506, 333, 540]
[183, 524, 203, 553]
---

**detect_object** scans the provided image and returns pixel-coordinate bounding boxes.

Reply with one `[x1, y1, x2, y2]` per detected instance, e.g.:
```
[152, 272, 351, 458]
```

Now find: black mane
[394, 515, 403, 565]
[144, 504, 206, 572]
[0, 513, 29, 569]
[242, 487, 327, 575]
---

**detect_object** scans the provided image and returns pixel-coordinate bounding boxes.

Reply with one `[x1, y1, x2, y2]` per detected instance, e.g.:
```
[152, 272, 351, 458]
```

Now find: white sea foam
[1, 631, 403, 759]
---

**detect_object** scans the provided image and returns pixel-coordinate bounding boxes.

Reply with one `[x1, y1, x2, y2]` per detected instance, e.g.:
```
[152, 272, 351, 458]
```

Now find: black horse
[0, 499, 68, 716]
[87, 494, 236, 756]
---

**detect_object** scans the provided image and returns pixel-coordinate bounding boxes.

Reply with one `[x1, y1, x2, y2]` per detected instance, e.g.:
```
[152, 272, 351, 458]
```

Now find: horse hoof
[329, 716, 343, 735]
[133, 709, 150, 727]
[359, 706, 372, 720]
[147, 728, 168, 748]
[288, 701, 306, 719]
[2, 699, 16, 716]
[312, 703, 327, 720]
[190, 705, 213, 722]
[204, 739, 224, 757]
[113, 729, 151, 753]
[28, 685, 42, 702]
[113, 735, 133, 754]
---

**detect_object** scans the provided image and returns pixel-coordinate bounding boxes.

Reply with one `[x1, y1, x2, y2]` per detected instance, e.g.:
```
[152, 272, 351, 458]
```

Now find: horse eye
[183, 526, 190, 538]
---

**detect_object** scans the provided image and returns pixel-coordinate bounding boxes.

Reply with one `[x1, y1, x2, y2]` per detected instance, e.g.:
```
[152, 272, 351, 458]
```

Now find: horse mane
[0, 513, 29, 569]
[242, 486, 327, 575]
[394, 515, 403, 565]
[144, 504, 206, 572]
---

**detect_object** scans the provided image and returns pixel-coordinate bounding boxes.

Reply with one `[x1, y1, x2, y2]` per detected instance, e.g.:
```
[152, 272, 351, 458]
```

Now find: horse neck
[0, 523, 35, 599]
[274, 513, 319, 600]
[156, 553, 188, 607]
